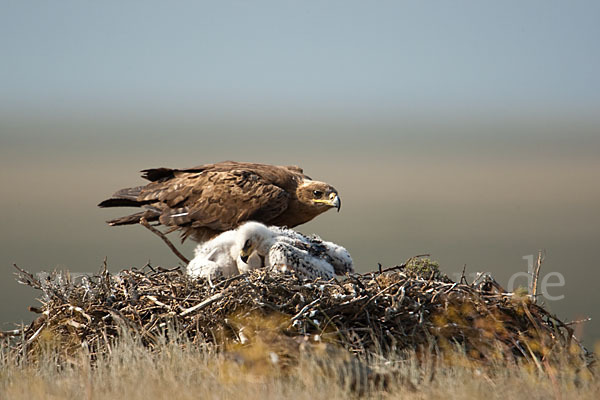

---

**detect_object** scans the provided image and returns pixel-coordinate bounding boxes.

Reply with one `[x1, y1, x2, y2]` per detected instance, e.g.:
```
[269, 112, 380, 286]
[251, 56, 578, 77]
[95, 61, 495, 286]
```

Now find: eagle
[98, 161, 341, 242]
[186, 221, 354, 280]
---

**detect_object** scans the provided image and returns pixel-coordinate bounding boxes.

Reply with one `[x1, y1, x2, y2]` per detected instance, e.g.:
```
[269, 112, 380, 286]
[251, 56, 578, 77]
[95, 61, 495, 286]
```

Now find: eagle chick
[186, 222, 354, 281]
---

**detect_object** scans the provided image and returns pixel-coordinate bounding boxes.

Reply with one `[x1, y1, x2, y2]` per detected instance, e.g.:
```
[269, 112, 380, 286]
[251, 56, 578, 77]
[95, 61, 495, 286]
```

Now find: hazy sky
[2, 1, 599, 114]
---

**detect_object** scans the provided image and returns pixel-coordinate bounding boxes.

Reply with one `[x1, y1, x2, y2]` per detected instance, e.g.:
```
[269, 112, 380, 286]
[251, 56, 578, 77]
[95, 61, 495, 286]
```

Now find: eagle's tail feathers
[106, 210, 160, 226]
[112, 186, 145, 200]
[98, 186, 150, 208]
[141, 168, 176, 182]
[98, 198, 143, 208]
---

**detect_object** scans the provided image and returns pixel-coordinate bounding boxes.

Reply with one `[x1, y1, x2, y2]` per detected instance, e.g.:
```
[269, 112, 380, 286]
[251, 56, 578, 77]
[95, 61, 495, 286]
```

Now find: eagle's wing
[140, 169, 290, 232]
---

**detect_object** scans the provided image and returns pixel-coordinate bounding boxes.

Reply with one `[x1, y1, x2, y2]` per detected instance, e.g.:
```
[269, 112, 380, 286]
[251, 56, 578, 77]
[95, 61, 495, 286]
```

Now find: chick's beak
[240, 242, 253, 263]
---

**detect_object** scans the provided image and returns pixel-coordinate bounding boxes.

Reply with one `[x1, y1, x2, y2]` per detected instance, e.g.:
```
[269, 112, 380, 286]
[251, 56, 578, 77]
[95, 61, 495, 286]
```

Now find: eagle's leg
[139, 217, 190, 264]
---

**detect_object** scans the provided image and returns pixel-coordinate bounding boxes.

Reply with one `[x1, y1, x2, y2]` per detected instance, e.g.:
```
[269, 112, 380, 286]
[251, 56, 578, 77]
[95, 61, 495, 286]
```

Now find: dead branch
[531, 249, 545, 301]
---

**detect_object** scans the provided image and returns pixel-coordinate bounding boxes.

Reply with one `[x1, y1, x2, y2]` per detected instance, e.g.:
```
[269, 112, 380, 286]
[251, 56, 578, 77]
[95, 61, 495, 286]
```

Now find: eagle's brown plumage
[98, 161, 341, 242]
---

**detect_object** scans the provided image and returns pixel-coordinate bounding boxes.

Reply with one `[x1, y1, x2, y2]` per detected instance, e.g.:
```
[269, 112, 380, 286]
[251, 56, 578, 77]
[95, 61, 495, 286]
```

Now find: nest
[4, 258, 593, 369]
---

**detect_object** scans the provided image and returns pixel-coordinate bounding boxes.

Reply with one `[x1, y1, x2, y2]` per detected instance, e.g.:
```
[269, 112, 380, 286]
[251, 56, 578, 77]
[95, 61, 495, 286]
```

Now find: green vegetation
[402, 257, 451, 282]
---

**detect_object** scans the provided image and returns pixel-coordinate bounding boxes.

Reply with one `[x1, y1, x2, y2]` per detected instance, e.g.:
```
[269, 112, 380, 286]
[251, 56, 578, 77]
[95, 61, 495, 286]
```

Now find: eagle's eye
[312, 190, 323, 199]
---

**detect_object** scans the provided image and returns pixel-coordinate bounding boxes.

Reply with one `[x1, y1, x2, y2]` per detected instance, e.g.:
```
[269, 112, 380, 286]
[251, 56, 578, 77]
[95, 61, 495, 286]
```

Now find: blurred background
[1, 1, 599, 344]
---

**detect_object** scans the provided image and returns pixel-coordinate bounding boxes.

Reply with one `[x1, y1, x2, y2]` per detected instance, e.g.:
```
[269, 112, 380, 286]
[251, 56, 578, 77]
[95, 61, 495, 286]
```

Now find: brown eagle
[98, 161, 341, 242]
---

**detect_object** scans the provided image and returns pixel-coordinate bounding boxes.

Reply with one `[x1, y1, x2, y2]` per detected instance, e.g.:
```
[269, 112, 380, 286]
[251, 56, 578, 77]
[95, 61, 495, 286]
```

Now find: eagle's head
[296, 180, 341, 213]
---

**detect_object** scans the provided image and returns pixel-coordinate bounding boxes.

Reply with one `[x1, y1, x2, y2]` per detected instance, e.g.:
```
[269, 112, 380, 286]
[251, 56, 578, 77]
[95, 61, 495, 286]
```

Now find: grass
[1, 329, 598, 400]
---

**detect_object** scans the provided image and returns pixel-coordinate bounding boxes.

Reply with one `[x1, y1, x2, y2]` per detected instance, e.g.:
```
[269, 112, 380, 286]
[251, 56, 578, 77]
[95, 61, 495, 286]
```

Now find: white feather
[170, 212, 189, 217]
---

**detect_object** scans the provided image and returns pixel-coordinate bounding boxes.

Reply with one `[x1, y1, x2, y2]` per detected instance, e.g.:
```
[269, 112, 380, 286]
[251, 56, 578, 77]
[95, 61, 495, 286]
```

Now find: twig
[0, 329, 23, 338]
[140, 217, 190, 264]
[145, 295, 170, 310]
[564, 317, 592, 326]
[12, 264, 42, 289]
[26, 324, 46, 344]
[333, 277, 350, 295]
[179, 293, 224, 316]
[471, 271, 487, 286]
[460, 264, 467, 284]
[531, 249, 544, 301]
[353, 281, 403, 317]
[378, 264, 406, 274]
[377, 254, 431, 274]
[291, 298, 321, 321]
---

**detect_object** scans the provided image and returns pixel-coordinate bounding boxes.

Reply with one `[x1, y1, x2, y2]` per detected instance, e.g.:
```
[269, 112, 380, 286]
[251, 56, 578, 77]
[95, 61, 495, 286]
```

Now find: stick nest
[5, 258, 594, 368]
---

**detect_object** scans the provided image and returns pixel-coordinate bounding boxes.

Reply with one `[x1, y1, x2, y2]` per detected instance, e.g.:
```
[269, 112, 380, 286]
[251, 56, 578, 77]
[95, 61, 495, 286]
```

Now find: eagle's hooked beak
[331, 194, 341, 212]
[313, 193, 341, 212]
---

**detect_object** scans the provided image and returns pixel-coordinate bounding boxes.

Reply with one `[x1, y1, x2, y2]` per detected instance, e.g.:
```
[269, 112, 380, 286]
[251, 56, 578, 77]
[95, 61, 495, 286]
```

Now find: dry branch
[531, 249, 545, 300]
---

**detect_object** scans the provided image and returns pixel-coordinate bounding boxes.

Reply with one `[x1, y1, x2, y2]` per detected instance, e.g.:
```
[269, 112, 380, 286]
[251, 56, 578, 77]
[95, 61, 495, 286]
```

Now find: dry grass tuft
[1, 331, 598, 399]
